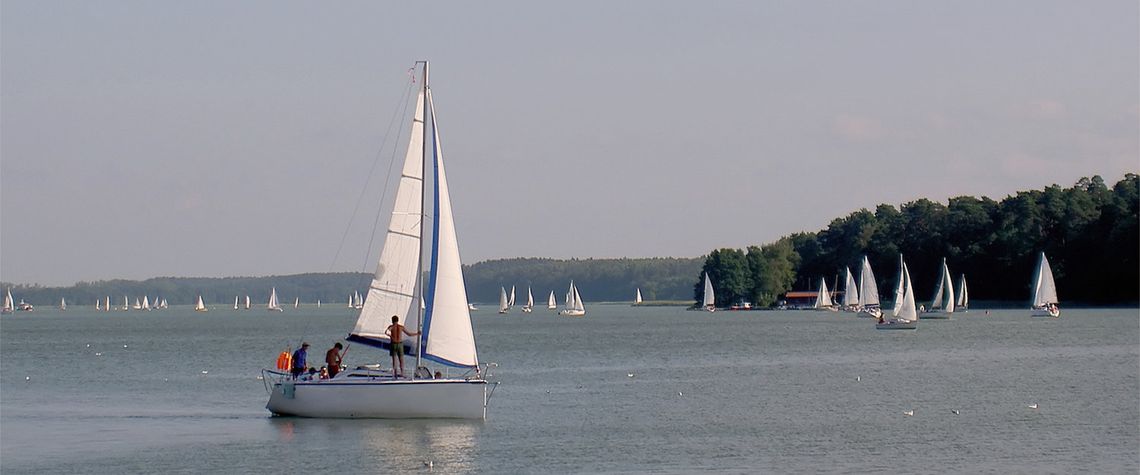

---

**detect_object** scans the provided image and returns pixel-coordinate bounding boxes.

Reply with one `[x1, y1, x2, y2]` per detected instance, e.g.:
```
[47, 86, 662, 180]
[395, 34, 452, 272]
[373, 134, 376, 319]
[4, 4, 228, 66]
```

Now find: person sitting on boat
[325, 342, 344, 379]
[290, 343, 310, 379]
[386, 315, 420, 379]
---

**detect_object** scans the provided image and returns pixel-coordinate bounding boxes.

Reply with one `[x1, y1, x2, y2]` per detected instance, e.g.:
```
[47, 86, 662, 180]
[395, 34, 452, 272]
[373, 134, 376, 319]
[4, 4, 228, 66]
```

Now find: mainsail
[348, 80, 478, 368]
[1031, 252, 1058, 307]
[858, 256, 880, 307]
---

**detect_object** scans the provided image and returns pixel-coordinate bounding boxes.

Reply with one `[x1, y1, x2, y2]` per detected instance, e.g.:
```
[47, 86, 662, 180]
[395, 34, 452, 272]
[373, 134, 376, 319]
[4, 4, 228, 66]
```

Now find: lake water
[1, 305, 1137, 473]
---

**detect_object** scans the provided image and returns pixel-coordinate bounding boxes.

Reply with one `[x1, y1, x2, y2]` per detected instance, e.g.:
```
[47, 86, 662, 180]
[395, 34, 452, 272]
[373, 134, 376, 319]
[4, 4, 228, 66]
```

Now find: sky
[2, 1, 1137, 286]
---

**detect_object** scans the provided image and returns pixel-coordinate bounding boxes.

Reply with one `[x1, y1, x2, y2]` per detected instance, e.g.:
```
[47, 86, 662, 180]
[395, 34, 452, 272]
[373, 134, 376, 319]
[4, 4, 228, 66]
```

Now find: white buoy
[25, 376, 30, 381]
[627, 373, 634, 378]
[678, 391, 683, 396]
[1028, 403, 1039, 409]
[903, 410, 914, 416]
[123, 345, 128, 348]
[95, 352, 103, 356]
[856, 376, 861, 382]
[952, 410, 960, 415]
[201, 370, 209, 375]
[86, 344, 91, 348]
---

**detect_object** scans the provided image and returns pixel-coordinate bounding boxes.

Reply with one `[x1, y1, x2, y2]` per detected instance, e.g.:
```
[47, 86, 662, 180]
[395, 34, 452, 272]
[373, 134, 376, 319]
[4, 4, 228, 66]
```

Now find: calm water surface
[2, 305, 1137, 473]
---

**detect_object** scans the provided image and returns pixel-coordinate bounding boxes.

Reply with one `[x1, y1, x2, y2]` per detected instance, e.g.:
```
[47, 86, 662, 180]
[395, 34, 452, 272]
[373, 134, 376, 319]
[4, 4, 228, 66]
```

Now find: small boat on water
[267, 287, 283, 312]
[234, 296, 240, 310]
[634, 288, 643, 306]
[920, 258, 954, 319]
[1030, 252, 1060, 318]
[814, 277, 837, 312]
[701, 272, 716, 312]
[857, 256, 881, 318]
[560, 281, 586, 316]
[876, 255, 917, 330]
[522, 287, 534, 313]
[2, 288, 15, 314]
[497, 287, 510, 314]
[59, 297, 67, 310]
[265, 61, 492, 419]
[195, 295, 209, 312]
[956, 274, 969, 312]
[841, 267, 859, 312]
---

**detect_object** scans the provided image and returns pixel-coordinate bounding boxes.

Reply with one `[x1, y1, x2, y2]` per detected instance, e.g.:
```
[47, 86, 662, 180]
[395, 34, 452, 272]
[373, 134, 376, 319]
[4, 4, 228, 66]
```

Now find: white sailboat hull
[857, 306, 882, 318]
[1031, 306, 1060, 318]
[559, 309, 585, 317]
[267, 376, 488, 419]
[876, 319, 917, 330]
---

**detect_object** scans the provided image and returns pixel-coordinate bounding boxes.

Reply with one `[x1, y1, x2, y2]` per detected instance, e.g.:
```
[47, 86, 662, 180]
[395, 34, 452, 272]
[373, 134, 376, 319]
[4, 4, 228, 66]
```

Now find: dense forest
[5, 175, 1136, 309]
[696, 175, 1139, 308]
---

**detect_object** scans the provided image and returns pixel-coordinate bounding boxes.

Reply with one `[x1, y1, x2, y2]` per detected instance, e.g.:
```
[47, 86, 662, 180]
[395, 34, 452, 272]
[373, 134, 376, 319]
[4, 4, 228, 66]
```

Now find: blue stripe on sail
[346, 334, 416, 356]
[421, 104, 441, 357]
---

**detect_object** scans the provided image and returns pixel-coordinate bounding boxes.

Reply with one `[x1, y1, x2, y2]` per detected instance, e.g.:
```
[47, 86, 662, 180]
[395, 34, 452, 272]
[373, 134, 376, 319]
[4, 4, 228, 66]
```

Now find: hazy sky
[2, 1, 1137, 286]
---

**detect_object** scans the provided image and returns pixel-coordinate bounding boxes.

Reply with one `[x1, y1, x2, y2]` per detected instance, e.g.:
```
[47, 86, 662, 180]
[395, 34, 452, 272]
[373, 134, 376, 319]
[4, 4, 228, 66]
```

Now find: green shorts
[389, 341, 404, 357]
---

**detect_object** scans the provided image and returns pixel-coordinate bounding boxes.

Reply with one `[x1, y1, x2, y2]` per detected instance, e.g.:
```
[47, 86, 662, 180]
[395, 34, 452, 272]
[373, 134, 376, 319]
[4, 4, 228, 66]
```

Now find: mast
[414, 60, 429, 377]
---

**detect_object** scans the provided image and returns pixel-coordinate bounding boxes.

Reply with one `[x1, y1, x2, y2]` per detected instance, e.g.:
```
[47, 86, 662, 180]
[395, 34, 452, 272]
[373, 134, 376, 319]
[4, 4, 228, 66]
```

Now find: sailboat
[560, 281, 586, 316]
[814, 278, 836, 311]
[195, 295, 208, 312]
[141, 296, 151, 311]
[294, 297, 300, 309]
[701, 272, 715, 312]
[956, 274, 969, 312]
[876, 256, 918, 330]
[122, 296, 130, 311]
[1030, 252, 1060, 317]
[105, 296, 111, 312]
[920, 257, 955, 319]
[856, 256, 881, 318]
[2, 288, 14, 314]
[498, 287, 510, 314]
[841, 267, 859, 311]
[60, 297, 67, 310]
[266, 61, 491, 419]
[522, 287, 534, 313]
[95, 298, 102, 311]
[634, 288, 643, 306]
[234, 296, 240, 310]
[267, 287, 283, 312]
[354, 290, 364, 310]
[245, 295, 251, 310]
[547, 291, 557, 310]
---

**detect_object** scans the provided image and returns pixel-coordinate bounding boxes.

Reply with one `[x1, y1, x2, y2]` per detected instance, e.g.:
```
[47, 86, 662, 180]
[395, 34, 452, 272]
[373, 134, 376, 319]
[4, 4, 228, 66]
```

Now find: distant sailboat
[876, 256, 917, 330]
[547, 291, 557, 310]
[95, 298, 102, 311]
[122, 296, 130, 311]
[105, 296, 111, 312]
[857, 256, 881, 318]
[522, 287, 534, 313]
[245, 295, 251, 310]
[702, 272, 715, 312]
[956, 274, 969, 312]
[195, 295, 209, 312]
[2, 288, 14, 314]
[294, 297, 299, 309]
[234, 296, 240, 310]
[814, 278, 836, 311]
[560, 281, 586, 316]
[133, 298, 142, 310]
[842, 267, 859, 311]
[141, 296, 151, 311]
[634, 288, 643, 306]
[267, 287, 283, 312]
[920, 257, 955, 319]
[60, 297, 67, 310]
[1030, 252, 1060, 317]
[508, 286, 516, 309]
[498, 287, 510, 314]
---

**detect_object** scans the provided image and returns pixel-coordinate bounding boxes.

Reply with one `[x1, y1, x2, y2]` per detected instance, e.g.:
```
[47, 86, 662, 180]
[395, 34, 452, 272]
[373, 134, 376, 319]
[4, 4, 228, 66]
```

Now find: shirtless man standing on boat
[386, 315, 420, 379]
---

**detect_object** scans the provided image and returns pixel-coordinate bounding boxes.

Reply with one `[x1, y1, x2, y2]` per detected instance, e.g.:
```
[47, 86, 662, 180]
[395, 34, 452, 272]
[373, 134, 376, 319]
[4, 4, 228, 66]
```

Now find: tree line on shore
[5, 174, 1135, 309]
[696, 174, 1139, 308]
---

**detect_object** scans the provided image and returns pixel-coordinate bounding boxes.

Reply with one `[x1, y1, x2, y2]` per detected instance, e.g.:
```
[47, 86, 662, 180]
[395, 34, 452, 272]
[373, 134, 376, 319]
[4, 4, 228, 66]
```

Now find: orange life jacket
[275, 351, 292, 371]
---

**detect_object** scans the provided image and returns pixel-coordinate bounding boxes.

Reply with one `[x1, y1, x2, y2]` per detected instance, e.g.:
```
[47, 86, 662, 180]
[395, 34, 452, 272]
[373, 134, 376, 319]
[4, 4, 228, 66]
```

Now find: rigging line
[360, 75, 418, 277]
[327, 76, 417, 274]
